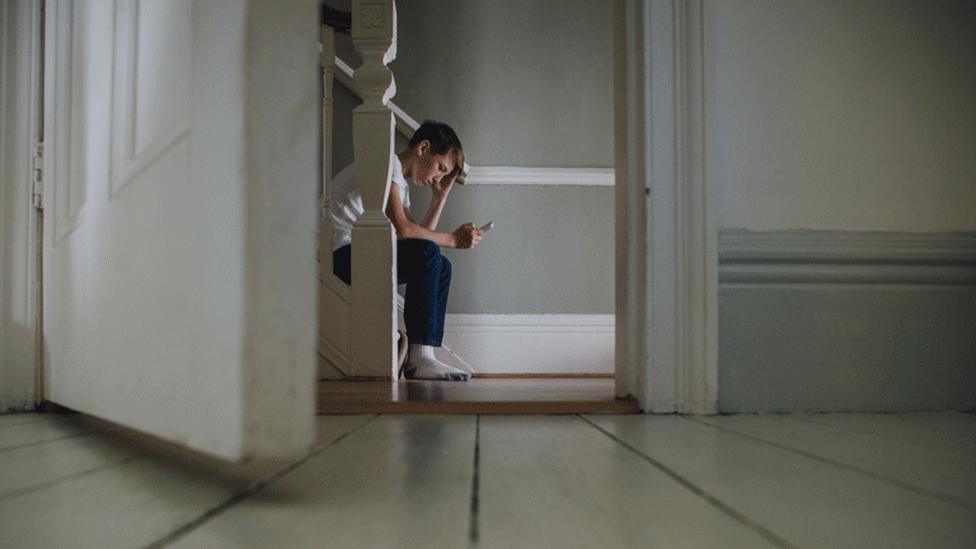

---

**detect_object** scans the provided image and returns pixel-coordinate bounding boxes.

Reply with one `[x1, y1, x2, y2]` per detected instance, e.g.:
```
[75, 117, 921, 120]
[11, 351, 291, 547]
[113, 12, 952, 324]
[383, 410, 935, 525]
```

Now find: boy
[331, 121, 483, 381]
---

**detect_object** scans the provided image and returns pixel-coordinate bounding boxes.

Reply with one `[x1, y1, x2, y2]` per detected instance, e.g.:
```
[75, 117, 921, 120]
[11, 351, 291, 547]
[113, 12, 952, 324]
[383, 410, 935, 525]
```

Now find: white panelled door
[42, 0, 319, 461]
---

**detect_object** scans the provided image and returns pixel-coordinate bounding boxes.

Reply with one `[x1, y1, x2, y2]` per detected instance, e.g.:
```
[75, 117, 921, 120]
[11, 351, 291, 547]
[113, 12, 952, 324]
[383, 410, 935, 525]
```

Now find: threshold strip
[578, 415, 796, 549]
[144, 414, 380, 549]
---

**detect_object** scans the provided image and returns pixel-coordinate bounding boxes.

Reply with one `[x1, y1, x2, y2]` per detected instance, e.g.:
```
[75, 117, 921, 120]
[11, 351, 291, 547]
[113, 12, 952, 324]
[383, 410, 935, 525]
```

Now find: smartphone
[479, 221, 494, 232]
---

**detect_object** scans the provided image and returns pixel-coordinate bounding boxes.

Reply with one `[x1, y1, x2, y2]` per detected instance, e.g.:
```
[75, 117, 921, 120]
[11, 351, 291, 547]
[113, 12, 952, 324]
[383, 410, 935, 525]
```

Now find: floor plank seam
[0, 455, 143, 502]
[143, 414, 380, 549]
[577, 415, 797, 549]
[683, 416, 976, 511]
[0, 431, 92, 454]
[780, 414, 940, 448]
[468, 415, 481, 547]
[784, 413, 904, 438]
[780, 414, 973, 456]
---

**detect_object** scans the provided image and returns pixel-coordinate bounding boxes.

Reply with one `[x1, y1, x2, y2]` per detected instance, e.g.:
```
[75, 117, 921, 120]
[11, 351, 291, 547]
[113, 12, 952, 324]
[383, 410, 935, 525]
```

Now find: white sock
[434, 345, 475, 374]
[407, 344, 471, 381]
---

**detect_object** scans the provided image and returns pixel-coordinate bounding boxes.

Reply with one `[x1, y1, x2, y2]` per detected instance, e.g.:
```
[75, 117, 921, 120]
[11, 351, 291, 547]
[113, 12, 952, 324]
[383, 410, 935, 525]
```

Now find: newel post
[350, 0, 398, 378]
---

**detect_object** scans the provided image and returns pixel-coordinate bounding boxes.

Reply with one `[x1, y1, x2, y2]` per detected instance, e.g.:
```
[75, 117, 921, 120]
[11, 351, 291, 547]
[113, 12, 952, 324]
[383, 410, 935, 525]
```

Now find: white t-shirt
[331, 155, 410, 252]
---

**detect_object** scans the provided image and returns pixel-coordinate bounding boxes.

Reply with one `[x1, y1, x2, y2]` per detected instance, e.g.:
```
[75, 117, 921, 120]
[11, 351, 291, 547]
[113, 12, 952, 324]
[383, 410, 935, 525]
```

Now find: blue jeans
[332, 239, 451, 346]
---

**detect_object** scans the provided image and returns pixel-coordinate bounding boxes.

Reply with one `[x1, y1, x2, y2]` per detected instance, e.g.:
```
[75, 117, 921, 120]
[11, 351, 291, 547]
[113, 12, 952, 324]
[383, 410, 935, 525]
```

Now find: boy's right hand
[452, 223, 483, 249]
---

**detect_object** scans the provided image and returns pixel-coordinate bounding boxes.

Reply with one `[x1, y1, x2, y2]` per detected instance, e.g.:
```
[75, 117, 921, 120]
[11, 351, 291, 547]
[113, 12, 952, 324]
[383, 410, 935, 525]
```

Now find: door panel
[112, 0, 192, 195]
[42, 0, 318, 461]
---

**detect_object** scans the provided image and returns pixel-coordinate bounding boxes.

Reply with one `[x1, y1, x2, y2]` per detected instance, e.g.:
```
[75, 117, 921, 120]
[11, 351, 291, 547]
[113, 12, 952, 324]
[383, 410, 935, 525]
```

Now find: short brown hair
[409, 121, 465, 179]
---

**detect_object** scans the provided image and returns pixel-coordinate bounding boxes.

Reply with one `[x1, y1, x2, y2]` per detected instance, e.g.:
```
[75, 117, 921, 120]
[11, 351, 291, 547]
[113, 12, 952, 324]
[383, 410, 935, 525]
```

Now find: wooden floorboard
[169, 416, 476, 548]
[317, 378, 640, 414]
[793, 412, 976, 458]
[585, 414, 976, 548]
[477, 416, 777, 548]
[0, 415, 90, 452]
[4, 412, 975, 548]
[694, 414, 976, 509]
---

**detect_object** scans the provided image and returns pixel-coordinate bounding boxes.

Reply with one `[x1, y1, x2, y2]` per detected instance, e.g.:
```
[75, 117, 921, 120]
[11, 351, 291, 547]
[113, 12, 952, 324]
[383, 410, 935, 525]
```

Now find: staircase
[317, 1, 472, 381]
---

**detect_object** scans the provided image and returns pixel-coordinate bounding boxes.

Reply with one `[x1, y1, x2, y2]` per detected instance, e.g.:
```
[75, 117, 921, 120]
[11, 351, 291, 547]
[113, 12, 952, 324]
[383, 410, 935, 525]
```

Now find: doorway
[315, 1, 628, 413]
[315, 0, 719, 415]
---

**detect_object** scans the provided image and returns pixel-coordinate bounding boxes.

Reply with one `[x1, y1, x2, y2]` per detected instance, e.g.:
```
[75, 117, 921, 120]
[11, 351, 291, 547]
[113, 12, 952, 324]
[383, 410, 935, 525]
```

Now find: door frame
[613, 0, 718, 414]
[0, 0, 44, 412]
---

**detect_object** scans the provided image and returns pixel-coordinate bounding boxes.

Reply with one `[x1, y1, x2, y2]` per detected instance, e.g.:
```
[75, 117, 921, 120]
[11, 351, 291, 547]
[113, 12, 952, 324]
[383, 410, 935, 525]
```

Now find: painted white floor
[1, 412, 974, 548]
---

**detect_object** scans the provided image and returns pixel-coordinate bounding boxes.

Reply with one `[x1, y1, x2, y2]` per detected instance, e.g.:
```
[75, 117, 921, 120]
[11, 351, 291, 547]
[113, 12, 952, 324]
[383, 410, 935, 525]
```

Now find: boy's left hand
[432, 172, 458, 198]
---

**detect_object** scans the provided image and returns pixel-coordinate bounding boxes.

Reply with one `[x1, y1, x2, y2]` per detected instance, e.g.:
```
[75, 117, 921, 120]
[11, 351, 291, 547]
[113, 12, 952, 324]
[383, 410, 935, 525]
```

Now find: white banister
[333, 54, 471, 183]
[334, 56, 418, 139]
[349, 0, 398, 379]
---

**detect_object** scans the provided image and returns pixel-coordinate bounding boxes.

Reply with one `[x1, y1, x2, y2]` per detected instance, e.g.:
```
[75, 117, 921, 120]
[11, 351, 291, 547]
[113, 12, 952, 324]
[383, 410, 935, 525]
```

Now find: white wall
[391, 0, 613, 168]
[704, 0, 976, 412]
[705, 0, 976, 232]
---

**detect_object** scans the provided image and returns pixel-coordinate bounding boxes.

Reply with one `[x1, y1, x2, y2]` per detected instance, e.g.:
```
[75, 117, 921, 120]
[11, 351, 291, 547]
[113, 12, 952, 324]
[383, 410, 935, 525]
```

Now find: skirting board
[442, 314, 614, 375]
[716, 229, 976, 412]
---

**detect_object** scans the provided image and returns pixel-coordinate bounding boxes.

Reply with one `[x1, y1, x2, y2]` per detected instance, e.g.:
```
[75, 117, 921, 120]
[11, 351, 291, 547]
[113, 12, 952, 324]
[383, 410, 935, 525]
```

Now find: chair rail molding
[463, 167, 614, 187]
[719, 230, 976, 286]
[614, 0, 718, 414]
[334, 55, 613, 187]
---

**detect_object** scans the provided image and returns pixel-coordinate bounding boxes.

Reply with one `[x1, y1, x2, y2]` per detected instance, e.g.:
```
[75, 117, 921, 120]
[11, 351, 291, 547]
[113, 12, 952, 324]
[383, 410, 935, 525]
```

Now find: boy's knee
[416, 239, 441, 258]
[402, 239, 442, 262]
[399, 239, 446, 277]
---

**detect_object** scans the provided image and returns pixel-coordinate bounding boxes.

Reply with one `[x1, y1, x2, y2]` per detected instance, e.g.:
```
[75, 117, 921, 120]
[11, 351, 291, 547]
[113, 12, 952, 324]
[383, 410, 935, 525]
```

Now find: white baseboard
[717, 229, 976, 412]
[442, 314, 614, 375]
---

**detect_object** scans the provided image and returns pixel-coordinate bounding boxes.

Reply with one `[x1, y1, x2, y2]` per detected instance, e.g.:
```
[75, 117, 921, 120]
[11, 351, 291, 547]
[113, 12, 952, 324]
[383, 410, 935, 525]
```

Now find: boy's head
[406, 121, 465, 187]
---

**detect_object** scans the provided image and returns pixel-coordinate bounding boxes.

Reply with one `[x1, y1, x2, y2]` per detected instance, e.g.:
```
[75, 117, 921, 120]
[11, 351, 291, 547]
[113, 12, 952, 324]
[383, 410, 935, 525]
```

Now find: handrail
[332, 55, 471, 183]
[333, 57, 419, 139]
[320, 5, 422, 140]
[321, 5, 351, 34]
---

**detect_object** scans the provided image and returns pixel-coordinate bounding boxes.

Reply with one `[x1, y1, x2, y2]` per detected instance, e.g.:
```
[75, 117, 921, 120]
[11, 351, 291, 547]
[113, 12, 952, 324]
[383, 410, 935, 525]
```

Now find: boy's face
[411, 140, 457, 188]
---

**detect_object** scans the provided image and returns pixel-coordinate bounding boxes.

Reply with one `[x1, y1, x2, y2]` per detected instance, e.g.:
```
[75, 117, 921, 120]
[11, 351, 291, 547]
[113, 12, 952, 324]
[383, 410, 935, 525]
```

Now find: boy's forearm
[420, 193, 448, 230]
[397, 220, 456, 248]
